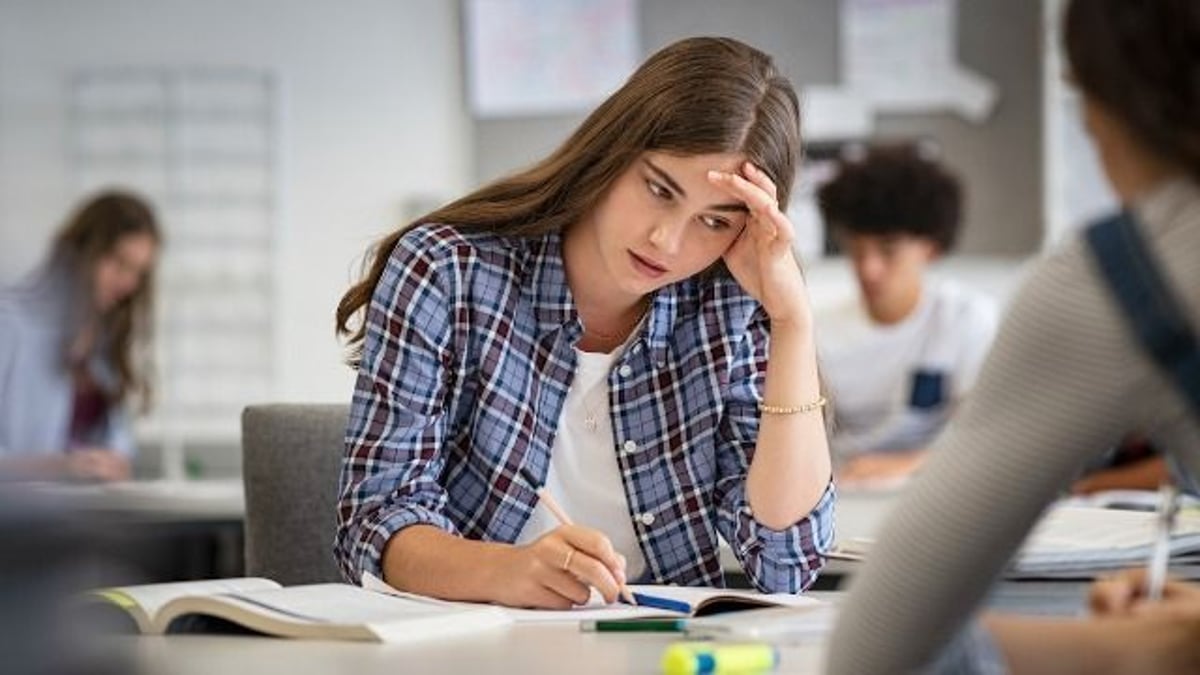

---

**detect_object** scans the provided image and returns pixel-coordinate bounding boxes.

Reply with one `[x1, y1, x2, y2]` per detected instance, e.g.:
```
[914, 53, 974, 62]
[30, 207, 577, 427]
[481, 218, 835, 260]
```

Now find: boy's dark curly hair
[817, 144, 963, 252]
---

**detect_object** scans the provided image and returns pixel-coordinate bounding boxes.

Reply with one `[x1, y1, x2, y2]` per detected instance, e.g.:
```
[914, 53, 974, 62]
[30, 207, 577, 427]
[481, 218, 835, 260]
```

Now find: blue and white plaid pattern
[335, 223, 835, 592]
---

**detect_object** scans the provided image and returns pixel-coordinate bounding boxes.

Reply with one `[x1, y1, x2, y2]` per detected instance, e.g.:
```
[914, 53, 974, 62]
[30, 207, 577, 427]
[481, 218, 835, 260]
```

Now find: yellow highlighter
[661, 641, 779, 674]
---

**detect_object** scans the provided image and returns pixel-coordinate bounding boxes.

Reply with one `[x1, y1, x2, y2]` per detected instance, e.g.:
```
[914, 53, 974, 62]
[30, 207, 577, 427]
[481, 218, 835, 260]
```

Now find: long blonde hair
[336, 36, 802, 365]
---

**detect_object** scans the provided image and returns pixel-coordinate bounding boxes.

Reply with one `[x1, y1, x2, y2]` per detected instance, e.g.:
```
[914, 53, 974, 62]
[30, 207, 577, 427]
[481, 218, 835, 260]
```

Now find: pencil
[519, 468, 638, 606]
[1145, 482, 1180, 602]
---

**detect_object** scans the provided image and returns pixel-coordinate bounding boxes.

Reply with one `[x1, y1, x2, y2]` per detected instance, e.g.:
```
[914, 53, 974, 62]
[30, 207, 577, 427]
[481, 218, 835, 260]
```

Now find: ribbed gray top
[826, 178, 1200, 674]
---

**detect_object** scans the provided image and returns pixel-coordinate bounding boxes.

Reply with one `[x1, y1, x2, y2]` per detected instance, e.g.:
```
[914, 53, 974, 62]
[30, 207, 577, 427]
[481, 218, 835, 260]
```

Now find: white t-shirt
[816, 280, 998, 457]
[515, 344, 649, 581]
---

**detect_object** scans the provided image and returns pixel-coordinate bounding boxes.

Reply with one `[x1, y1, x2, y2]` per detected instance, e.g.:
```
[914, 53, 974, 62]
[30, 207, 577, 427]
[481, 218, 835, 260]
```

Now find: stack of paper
[831, 505, 1200, 579]
[1012, 506, 1200, 577]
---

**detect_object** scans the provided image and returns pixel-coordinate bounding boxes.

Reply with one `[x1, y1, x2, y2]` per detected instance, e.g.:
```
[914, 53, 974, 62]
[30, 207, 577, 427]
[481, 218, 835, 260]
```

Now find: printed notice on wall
[841, 0, 998, 122]
[464, 0, 639, 118]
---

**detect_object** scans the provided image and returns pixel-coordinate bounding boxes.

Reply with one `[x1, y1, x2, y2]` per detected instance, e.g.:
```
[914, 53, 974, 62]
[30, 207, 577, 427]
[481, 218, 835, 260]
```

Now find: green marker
[660, 641, 778, 674]
[581, 618, 686, 633]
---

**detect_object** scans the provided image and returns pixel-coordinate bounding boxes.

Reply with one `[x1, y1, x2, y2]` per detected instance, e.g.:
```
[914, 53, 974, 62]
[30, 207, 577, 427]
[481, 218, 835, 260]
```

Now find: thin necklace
[582, 297, 651, 341]
[583, 385, 605, 433]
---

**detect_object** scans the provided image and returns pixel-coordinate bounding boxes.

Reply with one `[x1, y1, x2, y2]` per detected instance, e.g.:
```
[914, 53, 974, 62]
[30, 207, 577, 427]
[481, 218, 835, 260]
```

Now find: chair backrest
[241, 403, 349, 585]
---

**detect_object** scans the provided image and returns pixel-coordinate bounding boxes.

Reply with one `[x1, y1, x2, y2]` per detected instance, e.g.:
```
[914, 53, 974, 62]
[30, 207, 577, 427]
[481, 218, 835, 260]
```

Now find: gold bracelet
[758, 395, 827, 415]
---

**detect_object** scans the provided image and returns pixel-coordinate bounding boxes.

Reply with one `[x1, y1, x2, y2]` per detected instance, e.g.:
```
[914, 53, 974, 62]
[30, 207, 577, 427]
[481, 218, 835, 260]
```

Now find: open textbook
[87, 577, 511, 643]
[832, 505, 1200, 578]
[90, 573, 831, 643]
[360, 572, 827, 622]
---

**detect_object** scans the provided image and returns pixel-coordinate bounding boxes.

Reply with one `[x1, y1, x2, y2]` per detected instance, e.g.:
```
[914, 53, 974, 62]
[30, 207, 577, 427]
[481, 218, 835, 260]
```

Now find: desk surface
[112, 485, 1092, 675]
[119, 581, 1089, 675]
[29, 478, 245, 521]
[124, 622, 828, 675]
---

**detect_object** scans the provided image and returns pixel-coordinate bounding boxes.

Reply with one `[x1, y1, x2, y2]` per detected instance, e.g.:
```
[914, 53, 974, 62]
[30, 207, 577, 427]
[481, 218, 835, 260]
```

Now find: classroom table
[26, 478, 247, 580]
[118, 623, 828, 675]
[95, 484, 1102, 675]
[28, 478, 245, 520]
[110, 581, 1090, 675]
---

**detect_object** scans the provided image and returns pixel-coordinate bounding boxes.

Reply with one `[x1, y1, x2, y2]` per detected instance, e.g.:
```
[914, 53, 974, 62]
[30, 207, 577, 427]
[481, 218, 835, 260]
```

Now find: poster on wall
[464, 0, 639, 118]
[841, 0, 998, 122]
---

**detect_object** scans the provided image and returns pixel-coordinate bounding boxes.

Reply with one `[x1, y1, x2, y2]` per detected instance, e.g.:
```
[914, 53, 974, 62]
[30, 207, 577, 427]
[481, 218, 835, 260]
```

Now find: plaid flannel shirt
[335, 223, 835, 592]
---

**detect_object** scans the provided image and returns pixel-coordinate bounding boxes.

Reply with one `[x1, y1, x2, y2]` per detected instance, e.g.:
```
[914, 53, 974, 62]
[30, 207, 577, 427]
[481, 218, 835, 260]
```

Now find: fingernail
[707, 170, 723, 180]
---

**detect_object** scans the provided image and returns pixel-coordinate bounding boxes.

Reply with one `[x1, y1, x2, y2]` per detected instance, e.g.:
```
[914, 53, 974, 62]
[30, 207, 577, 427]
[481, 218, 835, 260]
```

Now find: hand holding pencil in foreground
[1089, 567, 1200, 620]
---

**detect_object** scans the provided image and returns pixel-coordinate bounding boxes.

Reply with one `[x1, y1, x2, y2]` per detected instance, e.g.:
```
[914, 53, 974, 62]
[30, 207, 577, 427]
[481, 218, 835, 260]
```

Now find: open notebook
[360, 572, 825, 622]
[90, 573, 829, 642]
[832, 505, 1200, 578]
[87, 578, 510, 643]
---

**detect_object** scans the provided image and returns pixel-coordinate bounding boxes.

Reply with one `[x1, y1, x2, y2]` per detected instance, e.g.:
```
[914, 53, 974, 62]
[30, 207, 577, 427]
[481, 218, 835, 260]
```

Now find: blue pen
[626, 591, 693, 614]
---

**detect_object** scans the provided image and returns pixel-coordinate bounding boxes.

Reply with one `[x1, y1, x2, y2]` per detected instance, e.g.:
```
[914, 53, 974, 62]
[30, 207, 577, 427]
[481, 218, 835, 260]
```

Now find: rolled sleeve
[719, 479, 835, 592]
[334, 229, 462, 583]
[714, 310, 835, 593]
[337, 491, 459, 583]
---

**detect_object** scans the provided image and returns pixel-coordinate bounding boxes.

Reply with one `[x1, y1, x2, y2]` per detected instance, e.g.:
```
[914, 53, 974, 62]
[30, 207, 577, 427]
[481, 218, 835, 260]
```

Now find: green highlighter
[660, 641, 779, 674]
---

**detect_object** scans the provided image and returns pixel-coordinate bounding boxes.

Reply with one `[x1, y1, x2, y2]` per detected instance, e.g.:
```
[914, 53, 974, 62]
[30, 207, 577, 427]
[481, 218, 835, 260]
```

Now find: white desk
[31, 478, 245, 521]
[123, 623, 827, 675]
[116, 580, 1088, 675]
[20, 479, 247, 580]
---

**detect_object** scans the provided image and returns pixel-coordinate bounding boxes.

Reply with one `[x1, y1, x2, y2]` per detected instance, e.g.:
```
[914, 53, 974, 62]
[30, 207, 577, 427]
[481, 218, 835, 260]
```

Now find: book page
[1021, 507, 1200, 558]
[216, 584, 473, 625]
[833, 505, 1200, 575]
[158, 584, 511, 643]
[361, 572, 820, 623]
[686, 604, 836, 644]
[96, 577, 279, 621]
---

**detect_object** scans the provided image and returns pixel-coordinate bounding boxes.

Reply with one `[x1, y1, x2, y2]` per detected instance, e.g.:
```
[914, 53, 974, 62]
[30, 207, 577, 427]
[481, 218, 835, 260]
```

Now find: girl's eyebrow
[643, 158, 749, 213]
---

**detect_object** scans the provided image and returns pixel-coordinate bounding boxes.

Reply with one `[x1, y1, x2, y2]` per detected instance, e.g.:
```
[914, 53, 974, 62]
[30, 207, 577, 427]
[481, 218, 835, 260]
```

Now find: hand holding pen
[1090, 485, 1200, 618]
[1090, 567, 1200, 618]
[506, 468, 636, 608]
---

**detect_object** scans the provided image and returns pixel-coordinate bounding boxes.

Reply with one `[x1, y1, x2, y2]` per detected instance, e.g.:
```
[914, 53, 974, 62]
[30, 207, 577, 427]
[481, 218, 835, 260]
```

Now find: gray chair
[241, 403, 349, 585]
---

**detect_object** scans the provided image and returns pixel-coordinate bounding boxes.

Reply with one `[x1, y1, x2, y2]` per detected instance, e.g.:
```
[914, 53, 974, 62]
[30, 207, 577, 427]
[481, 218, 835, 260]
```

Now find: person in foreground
[827, 1, 1200, 672]
[0, 191, 161, 482]
[815, 144, 997, 489]
[333, 37, 834, 609]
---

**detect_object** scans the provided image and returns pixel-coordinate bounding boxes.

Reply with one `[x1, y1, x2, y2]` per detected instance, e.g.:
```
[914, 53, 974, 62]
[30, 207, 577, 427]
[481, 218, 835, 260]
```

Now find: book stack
[832, 504, 1200, 580]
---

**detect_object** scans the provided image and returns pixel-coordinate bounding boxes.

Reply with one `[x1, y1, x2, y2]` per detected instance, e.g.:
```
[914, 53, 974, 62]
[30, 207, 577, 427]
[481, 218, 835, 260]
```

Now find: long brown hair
[1064, 0, 1200, 181]
[336, 36, 802, 365]
[50, 190, 161, 409]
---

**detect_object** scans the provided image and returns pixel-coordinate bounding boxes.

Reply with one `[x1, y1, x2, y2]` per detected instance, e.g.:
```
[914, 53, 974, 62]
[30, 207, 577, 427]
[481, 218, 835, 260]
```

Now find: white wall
[0, 1, 471, 406]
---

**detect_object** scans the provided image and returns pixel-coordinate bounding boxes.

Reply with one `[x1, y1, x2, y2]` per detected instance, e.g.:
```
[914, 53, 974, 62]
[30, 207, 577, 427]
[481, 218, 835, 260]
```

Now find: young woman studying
[828, 1, 1200, 672]
[0, 191, 161, 482]
[334, 37, 834, 609]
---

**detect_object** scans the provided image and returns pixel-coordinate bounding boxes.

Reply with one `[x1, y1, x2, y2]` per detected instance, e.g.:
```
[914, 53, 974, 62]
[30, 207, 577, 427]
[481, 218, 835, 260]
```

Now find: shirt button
[622, 440, 638, 454]
[639, 512, 656, 526]
[618, 364, 633, 378]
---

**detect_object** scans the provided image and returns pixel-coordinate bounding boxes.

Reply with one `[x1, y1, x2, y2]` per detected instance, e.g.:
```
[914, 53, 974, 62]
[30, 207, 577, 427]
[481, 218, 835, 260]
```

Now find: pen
[625, 591, 692, 614]
[1145, 482, 1181, 602]
[660, 642, 779, 675]
[518, 468, 637, 606]
[581, 618, 686, 632]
